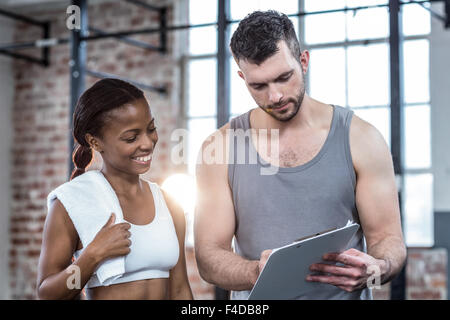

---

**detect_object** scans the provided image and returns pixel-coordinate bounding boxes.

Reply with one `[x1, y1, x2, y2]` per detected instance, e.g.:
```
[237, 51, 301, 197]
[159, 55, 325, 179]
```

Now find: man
[194, 10, 406, 299]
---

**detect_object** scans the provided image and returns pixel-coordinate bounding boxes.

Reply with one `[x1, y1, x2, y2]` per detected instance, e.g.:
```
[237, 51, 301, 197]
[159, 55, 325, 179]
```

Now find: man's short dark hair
[230, 10, 301, 65]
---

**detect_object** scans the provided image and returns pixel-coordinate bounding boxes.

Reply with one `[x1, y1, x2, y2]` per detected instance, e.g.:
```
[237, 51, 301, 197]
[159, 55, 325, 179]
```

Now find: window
[185, 0, 218, 176]
[402, 36, 432, 246]
[303, 0, 432, 246]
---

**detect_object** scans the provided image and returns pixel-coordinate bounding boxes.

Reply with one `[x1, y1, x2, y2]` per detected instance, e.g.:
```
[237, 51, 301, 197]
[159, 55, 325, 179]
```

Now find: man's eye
[278, 75, 291, 82]
[252, 85, 265, 90]
[148, 127, 157, 132]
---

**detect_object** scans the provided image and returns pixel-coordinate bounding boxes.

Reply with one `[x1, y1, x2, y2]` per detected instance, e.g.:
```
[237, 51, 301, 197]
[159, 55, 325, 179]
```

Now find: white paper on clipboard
[248, 222, 360, 300]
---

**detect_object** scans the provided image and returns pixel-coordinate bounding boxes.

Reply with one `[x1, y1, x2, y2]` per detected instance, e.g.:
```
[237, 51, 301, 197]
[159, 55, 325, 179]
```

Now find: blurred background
[0, 0, 449, 300]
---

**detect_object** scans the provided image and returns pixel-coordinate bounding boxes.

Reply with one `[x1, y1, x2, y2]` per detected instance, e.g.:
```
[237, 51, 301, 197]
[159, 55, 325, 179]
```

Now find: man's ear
[238, 70, 245, 80]
[85, 133, 103, 153]
[300, 50, 310, 74]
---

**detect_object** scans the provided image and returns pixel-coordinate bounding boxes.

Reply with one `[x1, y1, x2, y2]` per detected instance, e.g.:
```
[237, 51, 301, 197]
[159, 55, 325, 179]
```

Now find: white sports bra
[74, 181, 180, 288]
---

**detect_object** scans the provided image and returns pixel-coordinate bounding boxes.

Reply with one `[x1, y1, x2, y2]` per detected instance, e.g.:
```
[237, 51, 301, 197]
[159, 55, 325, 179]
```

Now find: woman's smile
[131, 154, 153, 165]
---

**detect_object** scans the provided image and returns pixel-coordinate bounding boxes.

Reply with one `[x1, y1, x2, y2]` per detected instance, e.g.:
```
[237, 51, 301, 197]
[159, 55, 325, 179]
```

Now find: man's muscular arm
[194, 125, 260, 291]
[307, 115, 406, 291]
[351, 116, 407, 284]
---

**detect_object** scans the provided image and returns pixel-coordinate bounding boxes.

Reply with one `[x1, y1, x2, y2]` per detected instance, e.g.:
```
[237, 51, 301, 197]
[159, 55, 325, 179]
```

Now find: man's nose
[267, 84, 283, 104]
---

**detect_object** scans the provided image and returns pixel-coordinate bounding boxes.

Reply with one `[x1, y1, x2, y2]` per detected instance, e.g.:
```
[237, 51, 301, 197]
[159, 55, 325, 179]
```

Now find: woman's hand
[86, 213, 132, 264]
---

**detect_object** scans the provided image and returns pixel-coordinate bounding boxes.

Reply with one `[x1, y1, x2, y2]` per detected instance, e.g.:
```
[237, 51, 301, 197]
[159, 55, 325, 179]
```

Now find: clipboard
[248, 223, 360, 300]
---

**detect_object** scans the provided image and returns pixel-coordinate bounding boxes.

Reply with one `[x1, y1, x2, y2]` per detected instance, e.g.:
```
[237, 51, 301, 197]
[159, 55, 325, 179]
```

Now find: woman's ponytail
[70, 143, 93, 180]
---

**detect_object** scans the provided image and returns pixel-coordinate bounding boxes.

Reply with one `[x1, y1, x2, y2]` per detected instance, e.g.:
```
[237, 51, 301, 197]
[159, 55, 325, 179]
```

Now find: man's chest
[278, 144, 322, 167]
[254, 131, 327, 168]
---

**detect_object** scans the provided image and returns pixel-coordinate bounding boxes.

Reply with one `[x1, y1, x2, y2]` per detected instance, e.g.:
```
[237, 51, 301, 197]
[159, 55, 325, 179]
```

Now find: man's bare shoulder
[218, 122, 231, 136]
[349, 114, 392, 172]
[350, 114, 388, 146]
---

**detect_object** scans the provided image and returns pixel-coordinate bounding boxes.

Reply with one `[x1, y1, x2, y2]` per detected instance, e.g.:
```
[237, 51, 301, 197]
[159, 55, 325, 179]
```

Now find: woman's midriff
[85, 278, 169, 300]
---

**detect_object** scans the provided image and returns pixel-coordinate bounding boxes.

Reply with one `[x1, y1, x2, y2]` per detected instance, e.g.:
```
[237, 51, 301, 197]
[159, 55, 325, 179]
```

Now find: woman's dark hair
[230, 10, 301, 65]
[70, 78, 144, 180]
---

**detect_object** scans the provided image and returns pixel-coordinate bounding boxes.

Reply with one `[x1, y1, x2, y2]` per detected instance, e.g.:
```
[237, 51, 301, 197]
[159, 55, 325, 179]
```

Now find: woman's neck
[100, 167, 143, 197]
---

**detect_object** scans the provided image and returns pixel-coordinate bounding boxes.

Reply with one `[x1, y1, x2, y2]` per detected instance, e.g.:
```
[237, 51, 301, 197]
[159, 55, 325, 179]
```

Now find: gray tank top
[228, 105, 372, 300]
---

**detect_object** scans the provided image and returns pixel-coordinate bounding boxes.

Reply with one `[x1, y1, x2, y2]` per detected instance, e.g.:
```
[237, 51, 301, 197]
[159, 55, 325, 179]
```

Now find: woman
[37, 78, 193, 300]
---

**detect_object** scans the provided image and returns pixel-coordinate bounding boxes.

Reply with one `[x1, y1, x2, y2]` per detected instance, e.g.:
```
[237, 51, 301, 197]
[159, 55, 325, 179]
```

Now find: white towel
[47, 170, 126, 286]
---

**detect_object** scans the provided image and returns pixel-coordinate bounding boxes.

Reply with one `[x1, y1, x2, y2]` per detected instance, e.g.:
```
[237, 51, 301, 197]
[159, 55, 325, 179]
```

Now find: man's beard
[259, 78, 306, 122]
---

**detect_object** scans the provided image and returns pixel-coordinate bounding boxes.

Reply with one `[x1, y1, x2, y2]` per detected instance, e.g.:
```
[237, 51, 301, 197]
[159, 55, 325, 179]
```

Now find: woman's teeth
[133, 155, 152, 162]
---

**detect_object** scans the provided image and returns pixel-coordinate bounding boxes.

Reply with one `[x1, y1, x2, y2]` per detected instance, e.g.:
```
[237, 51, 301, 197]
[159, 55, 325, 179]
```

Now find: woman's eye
[148, 127, 157, 132]
[125, 137, 137, 143]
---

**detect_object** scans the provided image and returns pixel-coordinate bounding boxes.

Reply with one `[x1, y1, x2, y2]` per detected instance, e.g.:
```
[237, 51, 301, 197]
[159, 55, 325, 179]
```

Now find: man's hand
[258, 250, 273, 273]
[250, 249, 273, 286]
[306, 248, 389, 292]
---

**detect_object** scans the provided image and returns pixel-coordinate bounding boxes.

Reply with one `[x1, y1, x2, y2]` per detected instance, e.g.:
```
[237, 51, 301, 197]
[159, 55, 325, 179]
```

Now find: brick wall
[9, 0, 213, 300]
[406, 248, 447, 299]
[371, 248, 448, 300]
[0, 15, 14, 299]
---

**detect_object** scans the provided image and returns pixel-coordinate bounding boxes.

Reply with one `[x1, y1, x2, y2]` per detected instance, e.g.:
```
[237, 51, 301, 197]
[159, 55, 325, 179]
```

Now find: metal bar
[217, 0, 230, 129]
[215, 0, 231, 300]
[446, 0, 450, 28]
[159, 7, 167, 53]
[298, 0, 309, 95]
[404, 101, 432, 106]
[69, 0, 88, 178]
[0, 18, 432, 53]
[0, 49, 45, 65]
[0, 21, 55, 66]
[0, 7, 46, 27]
[125, 0, 162, 12]
[408, 0, 450, 2]
[226, 3, 391, 25]
[349, 101, 429, 111]
[388, 0, 406, 300]
[303, 34, 429, 51]
[186, 53, 217, 60]
[225, 0, 445, 25]
[0, 38, 68, 51]
[404, 168, 433, 174]
[390, 0, 405, 181]
[88, 27, 160, 51]
[80, 22, 218, 41]
[403, 0, 449, 5]
[413, 0, 447, 22]
[42, 21, 50, 67]
[305, 38, 390, 50]
[86, 69, 167, 94]
[0, 21, 215, 51]
[351, 104, 390, 110]
[0, 40, 38, 51]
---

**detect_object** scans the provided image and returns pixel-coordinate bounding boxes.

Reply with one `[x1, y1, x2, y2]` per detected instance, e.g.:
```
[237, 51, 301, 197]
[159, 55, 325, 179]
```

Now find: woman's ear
[85, 133, 103, 153]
